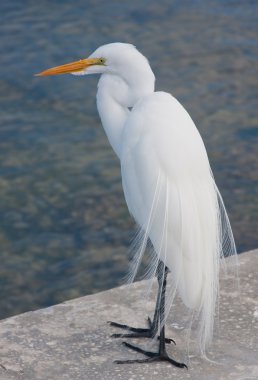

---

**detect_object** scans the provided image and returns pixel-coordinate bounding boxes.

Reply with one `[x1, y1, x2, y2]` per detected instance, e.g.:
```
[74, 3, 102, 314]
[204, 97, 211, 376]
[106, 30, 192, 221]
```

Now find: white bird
[36, 43, 236, 368]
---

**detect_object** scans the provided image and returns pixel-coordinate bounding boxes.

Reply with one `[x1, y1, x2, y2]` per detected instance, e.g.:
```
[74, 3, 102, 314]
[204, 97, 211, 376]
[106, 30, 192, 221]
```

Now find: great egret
[36, 43, 236, 368]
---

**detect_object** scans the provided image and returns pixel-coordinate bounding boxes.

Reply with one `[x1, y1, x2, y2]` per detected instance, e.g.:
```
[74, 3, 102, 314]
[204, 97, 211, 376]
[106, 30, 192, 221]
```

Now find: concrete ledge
[0, 250, 257, 379]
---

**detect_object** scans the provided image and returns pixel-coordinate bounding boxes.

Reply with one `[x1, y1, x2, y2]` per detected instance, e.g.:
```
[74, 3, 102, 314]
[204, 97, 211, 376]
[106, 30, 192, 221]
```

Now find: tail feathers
[126, 170, 237, 354]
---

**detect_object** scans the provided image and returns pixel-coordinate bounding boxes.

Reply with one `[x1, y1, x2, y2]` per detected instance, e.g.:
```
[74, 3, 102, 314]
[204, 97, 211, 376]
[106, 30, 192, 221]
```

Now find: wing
[120, 92, 236, 351]
[121, 91, 210, 225]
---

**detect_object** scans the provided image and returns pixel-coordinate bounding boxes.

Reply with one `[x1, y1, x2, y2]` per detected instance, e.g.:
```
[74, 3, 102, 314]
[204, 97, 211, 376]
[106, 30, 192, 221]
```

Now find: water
[0, 0, 257, 319]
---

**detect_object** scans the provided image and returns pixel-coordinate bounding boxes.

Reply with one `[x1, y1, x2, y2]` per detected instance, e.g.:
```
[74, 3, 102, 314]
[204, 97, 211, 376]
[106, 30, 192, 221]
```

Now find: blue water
[0, 0, 258, 319]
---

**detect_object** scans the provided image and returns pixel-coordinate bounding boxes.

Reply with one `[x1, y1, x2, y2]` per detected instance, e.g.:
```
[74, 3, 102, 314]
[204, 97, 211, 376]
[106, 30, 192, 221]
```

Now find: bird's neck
[96, 71, 155, 158]
[96, 75, 129, 158]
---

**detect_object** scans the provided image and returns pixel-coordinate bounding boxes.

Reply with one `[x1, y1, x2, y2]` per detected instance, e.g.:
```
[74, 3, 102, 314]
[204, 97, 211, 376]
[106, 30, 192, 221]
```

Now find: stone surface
[0, 250, 257, 380]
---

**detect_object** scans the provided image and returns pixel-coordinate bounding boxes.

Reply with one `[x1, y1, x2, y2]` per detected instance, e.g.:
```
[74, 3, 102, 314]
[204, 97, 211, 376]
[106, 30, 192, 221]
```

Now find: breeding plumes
[36, 43, 237, 368]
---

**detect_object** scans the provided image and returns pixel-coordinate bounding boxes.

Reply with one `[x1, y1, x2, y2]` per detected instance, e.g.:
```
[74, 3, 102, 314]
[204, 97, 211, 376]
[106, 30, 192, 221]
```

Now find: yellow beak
[35, 58, 103, 77]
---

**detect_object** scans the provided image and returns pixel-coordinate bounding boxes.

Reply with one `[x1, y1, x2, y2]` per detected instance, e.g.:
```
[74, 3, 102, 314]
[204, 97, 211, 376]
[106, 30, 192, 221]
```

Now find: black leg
[113, 260, 187, 369]
[108, 260, 174, 344]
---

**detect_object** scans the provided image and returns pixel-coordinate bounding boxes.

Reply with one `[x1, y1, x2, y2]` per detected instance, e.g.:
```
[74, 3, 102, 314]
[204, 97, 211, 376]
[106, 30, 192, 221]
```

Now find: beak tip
[34, 71, 50, 77]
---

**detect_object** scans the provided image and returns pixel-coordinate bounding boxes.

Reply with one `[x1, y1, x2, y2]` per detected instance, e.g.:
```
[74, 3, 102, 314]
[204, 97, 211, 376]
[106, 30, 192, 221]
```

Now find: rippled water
[0, 0, 257, 319]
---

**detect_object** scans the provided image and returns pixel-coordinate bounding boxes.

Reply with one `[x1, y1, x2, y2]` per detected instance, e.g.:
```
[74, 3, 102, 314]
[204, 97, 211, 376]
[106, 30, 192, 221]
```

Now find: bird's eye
[99, 58, 106, 65]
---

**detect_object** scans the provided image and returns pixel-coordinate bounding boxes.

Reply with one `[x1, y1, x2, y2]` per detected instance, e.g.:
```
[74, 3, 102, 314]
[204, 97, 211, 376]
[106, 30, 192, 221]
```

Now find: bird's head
[35, 43, 154, 84]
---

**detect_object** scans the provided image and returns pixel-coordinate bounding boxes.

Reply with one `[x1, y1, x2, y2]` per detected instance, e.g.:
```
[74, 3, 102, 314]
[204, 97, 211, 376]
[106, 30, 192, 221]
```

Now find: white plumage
[121, 91, 223, 350]
[37, 42, 237, 360]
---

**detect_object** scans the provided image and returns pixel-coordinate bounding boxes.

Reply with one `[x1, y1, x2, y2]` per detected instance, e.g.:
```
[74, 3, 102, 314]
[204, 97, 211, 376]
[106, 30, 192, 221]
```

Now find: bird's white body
[39, 42, 236, 354]
[121, 91, 217, 308]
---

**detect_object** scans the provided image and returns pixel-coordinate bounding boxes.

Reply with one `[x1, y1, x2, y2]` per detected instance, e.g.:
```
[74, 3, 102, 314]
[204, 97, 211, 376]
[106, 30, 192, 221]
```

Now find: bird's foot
[114, 342, 187, 369]
[108, 318, 175, 344]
